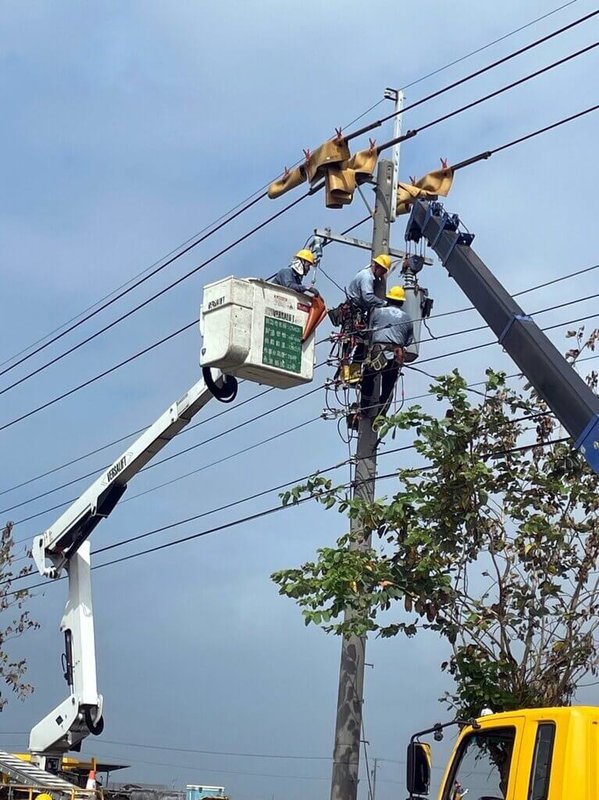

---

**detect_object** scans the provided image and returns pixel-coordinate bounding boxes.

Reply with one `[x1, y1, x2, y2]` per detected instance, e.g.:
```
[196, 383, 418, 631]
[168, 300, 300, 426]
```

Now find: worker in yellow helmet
[350, 283, 413, 426]
[270, 249, 320, 296]
[346, 253, 392, 312]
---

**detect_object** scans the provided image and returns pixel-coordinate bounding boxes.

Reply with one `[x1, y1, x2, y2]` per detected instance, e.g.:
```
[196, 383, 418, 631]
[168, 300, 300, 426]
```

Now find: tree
[272, 328, 599, 717]
[0, 521, 39, 709]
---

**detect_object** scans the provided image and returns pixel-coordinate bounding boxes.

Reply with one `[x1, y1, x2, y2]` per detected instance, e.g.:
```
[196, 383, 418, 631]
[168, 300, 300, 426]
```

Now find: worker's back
[370, 305, 413, 347]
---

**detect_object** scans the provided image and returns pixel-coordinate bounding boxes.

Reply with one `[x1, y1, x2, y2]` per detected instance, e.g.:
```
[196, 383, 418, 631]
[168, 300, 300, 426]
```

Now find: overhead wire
[397, 0, 581, 93]
[5, 254, 597, 501]
[347, 7, 599, 142]
[0, 187, 317, 401]
[5, 381, 324, 523]
[6, 431, 576, 599]
[3, 19, 596, 399]
[3, 87, 597, 429]
[1, 1, 578, 375]
[376, 42, 599, 153]
[6, 283, 599, 524]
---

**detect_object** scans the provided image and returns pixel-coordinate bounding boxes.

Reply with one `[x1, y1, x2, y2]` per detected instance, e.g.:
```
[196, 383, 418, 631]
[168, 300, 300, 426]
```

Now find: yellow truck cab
[407, 706, 599, 800]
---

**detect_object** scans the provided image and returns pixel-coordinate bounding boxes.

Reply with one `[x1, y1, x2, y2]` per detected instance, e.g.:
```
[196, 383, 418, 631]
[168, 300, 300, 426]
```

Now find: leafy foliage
[0, 522, 39, 709]
[272, 329, 599, 717]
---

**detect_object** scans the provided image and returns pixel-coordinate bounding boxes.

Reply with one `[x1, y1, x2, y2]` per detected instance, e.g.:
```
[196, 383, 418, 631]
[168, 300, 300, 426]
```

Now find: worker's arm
[271, 267, 319, 296]
[358, 272, 386, 309]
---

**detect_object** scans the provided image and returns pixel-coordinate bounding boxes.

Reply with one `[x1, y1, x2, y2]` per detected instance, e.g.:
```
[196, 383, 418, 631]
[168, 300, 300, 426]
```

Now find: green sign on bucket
[262, 314, 303, 373]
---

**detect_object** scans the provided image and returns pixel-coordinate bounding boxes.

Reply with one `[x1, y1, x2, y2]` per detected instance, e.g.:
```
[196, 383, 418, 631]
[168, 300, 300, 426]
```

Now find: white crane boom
[29, 371, 228, 767]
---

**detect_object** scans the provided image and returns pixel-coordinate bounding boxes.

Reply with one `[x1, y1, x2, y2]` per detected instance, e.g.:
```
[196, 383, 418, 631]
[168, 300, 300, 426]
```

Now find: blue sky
[1, 2, 598, 799]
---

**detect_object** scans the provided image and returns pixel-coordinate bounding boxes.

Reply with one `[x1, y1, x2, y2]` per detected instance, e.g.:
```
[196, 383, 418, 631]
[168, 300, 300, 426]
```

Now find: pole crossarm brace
[314, 228, 433, 265]
[405, 199, 599, 475]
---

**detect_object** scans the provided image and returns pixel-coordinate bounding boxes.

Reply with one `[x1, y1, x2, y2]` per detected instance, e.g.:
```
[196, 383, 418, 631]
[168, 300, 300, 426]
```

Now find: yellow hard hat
[386, 285, 406, 302]
[295, 249, 315, 265]
[372, 253, 392, 271]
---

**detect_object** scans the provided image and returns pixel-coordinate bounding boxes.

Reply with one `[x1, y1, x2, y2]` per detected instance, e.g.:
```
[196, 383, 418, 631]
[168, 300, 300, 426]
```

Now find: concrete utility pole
[329, 159, 395, 800]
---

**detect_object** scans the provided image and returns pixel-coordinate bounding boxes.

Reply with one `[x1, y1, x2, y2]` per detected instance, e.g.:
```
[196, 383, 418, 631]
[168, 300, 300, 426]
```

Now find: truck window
[527, 723, 555, 800]
[443, 726, 515, 800]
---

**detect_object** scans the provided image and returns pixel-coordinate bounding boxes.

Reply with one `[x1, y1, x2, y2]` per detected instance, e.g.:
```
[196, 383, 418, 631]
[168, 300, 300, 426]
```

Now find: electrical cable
[2, 2, 575, 374]
[0, 187, 316, 399]
[0, 193, 265, 372]
[0, 319, 197, 433]
[425, 261, 599, 325]
[7, 295, 599, 524]
[417, 309, 599, 366]
[6, 431, 576, 598]
[6, 253, 595, 500]
[0, 383, 277, 498]
[5, 382, 324, 522]
[10, 408, 583, 562]
[346, 8, 599, 142]
[376, 42, 599, 153]
[3, 87, 595, 420]
[397, 1, 580, 93]
[3, 27, 596, 398]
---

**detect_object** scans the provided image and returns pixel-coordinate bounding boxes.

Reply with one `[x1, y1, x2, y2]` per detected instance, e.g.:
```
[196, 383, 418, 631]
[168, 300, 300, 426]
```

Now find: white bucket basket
[200, 277, 316, 389]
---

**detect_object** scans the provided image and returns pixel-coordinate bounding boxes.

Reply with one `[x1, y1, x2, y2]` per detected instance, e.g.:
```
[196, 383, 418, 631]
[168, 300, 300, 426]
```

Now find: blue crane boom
[405, 199, 599, 476]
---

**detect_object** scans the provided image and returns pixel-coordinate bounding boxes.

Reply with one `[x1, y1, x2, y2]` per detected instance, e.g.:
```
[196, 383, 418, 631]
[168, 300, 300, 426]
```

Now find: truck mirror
[406, 741, 431, 797]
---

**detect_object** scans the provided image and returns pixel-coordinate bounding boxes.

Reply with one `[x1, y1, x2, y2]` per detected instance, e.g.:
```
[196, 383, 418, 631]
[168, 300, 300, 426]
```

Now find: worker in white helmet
[271, 249, 320, 296]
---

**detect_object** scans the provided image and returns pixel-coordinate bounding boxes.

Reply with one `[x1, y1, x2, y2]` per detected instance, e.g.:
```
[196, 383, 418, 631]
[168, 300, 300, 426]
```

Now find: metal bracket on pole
[314, 228, 432, 265]
[384, 87, 404, 223]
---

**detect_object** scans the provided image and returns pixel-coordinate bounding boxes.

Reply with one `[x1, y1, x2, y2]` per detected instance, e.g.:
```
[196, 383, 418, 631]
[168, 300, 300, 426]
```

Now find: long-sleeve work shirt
[270, 267, 309, 294]
[346, 267, 386, 311]
[370, 305, 414, 347]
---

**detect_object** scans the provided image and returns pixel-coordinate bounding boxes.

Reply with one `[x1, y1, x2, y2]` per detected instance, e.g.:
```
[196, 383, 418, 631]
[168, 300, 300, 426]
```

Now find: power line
[377, 42, 599, 153]
[1, 383, 323, 517]
[417, 309, 599, 366]
[0, 383, 276, 497]
[0, 186, 316, 400]
[427, 261, 599, 324]
[0, 189, 268, 381]
[7, 429, 580, 599]
[91, 738, 332, 761]
[397, 1, 580, 93]
[3, 90, 596, 426]
[4, 255, 597, 501]
[0, 319, 197, 433]
[0, 195, 267, 372]
[1, 2, 575, 375]
[348, 7, 599, 141]
[7, 298, 599, 527]
[3, 32, 595, 400]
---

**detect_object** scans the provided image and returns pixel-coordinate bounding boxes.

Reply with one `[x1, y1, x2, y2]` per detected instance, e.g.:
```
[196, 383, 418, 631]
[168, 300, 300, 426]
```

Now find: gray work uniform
[360, 304, 414, 416]
[370, 305, 414, 348]
[346, 267, 386, 311]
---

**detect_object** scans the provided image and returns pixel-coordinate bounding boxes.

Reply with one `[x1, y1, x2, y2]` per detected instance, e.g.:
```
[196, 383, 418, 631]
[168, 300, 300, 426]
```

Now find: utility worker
[338, 253, 393, 370]
[358, 284, 414, 420]
[346, 253, 392, 312]
[270, 249, 320, 296]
